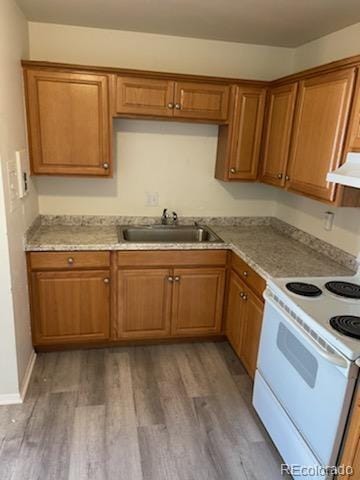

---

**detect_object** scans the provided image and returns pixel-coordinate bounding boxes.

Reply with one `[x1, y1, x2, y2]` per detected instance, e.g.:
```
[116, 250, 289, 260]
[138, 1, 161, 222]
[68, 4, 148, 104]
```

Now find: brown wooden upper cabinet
[286, 68, 356, 202]
[116, 76, 175, 117]
[215, 85, 266, 180]
[116, 76, 230, 122]
[260, 83, 298, 187]
[347, 73, 360, 152]
[24, 68, 112, 176]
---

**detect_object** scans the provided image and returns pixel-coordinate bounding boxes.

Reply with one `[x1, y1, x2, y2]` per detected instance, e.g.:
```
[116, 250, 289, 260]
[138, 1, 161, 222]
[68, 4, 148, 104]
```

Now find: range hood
[327, 152, 360, 188]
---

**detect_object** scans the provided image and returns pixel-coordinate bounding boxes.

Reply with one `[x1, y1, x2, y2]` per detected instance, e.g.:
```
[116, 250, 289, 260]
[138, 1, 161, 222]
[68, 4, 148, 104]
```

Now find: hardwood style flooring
[0, 342, 288, 480]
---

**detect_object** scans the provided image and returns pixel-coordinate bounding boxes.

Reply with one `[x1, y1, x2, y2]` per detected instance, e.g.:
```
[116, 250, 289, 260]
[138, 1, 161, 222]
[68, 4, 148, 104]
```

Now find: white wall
[0, 0, 38, 399]
[37, 120, 277, 217]
[30, 22, 289, 219]
[274, 22, 360, 258]
[28, 22, 295, 80]
[28, 21, 360, 257]
[294, 22, 360, 71]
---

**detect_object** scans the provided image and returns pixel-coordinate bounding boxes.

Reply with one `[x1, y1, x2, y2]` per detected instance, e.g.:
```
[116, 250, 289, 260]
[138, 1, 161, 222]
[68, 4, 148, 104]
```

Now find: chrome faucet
[161, 208, 178, 225]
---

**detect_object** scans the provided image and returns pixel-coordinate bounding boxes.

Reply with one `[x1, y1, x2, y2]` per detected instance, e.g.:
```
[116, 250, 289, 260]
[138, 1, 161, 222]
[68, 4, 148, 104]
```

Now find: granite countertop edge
[25, 221, 357, 280]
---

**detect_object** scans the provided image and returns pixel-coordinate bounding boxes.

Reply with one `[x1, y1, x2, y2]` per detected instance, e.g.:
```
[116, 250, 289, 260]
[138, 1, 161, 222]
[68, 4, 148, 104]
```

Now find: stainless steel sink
[118, 225, 223, 243]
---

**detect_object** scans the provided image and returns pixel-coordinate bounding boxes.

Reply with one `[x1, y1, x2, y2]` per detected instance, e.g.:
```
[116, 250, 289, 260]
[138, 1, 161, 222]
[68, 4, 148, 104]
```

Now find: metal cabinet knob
[175, 103, 181, 110]
[243, 271, 248, 277]
[285, 175, 290, 181]
[242, 294, 248, 301]
[277, 173, 283, 179]
[103, 278, 110, 284]
[239, 292, 244, 298]
[67, 257, 74, 265]
[230, 167, 237, 174]
[168, 276, 174, 282]
[167, 102, 174, 109]
[103, 163, 109, 170]
[174, 276, 180, 282]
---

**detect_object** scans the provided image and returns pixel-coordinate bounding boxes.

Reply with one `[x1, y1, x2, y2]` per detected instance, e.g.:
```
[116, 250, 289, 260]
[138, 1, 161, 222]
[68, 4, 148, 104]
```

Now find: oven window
[277, 323, 318, 388]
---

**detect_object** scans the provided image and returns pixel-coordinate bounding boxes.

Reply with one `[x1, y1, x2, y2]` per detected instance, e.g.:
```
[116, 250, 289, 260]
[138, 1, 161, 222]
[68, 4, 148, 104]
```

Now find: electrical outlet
[145, 192, 159, 207]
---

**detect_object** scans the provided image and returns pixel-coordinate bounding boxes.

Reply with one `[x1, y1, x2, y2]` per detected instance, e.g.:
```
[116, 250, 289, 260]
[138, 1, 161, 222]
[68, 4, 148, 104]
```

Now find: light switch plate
[7, 159, 19, 212]
[15, 149, 29, 198]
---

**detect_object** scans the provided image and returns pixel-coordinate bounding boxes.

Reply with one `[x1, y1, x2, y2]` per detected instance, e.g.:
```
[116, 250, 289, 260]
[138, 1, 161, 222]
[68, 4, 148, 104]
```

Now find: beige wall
[28, 22, 294, 80]
[37, 120, 277, 216]
[28, 22, 360, 257]
[294, 22, 360, 71]
[0, 0, 38, 398]
[274, 22, 360, 258]
[31, 22, 287, 219]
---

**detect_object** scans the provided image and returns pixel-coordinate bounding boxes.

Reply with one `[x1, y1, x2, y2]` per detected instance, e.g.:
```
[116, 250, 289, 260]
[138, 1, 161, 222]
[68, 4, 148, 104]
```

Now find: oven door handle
[264, 290, 349, 369]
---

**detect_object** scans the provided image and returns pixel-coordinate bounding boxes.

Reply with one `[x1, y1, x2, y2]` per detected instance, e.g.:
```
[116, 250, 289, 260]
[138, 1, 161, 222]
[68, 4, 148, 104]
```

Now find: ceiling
[17, 0, 360, 47]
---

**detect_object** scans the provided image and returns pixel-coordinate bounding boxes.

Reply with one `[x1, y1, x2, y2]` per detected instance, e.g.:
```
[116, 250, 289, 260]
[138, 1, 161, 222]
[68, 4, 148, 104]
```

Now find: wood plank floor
[0, 342, 288, 480]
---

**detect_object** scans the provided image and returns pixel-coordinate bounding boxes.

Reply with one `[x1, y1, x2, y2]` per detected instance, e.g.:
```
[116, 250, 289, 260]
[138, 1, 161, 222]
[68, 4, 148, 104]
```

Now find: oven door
[255, 289, 357, 466]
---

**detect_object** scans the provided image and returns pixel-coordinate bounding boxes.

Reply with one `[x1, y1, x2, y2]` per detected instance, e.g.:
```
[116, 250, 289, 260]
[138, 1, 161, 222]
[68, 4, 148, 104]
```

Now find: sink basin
[118, 225, 223, 243]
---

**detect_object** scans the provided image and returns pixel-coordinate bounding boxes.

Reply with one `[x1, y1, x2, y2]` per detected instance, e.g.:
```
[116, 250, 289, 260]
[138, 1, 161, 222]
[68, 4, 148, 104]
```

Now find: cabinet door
[117, 269, 172, 339]
[173, 82, 229, 121]
[347, 73, 360, 152]
[31, 270, 110, 345]
[239, 287, 264, 379]
[339, 387, 360, 479]
[116, 77, 175, 117]
[228, 86, 266, 180]
[25, 69, 111, 176]
[287, 69, 356, 202]
[260, 83, 297, 187]
[171, 268, 225, 335]
[225, 271, 247, 356]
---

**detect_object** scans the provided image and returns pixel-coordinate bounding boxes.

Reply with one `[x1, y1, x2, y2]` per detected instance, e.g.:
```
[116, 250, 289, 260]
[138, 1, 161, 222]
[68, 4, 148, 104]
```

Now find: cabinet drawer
[28, 251, 110, 270]
[231, 253, 265, 298]
[117, 250, 228, 267]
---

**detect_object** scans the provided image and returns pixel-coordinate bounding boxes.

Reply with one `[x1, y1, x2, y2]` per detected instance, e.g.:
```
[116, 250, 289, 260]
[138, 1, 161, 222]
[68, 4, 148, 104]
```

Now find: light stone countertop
[25, 223, 355, 280]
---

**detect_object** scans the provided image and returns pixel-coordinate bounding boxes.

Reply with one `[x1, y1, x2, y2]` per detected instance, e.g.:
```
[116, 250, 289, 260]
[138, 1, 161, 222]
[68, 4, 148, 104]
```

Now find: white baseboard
[20, 350, 37, 402]
[0, 350, 37, 406]
[0, 393, 22, 405]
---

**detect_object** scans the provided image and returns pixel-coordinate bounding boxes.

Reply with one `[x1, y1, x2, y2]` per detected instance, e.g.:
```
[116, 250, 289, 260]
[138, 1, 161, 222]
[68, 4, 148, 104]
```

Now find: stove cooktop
[268, 274, 360, 361]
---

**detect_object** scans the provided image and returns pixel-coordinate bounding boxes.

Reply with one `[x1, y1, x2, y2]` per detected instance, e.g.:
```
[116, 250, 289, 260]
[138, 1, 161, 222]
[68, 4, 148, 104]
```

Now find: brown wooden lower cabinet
[339, 386, 360, 479]
[28, 249, 265, 374]
[30, 269, 110, 345]
[171, 268, 225, 336]
[225, 268, 264, 379]
[116, 265, 226, 339]
[116, 268, 172, 339]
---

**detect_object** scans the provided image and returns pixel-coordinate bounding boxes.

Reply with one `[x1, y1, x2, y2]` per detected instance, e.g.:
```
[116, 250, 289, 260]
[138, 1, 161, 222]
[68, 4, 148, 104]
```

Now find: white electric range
[253, 273, 360, 480]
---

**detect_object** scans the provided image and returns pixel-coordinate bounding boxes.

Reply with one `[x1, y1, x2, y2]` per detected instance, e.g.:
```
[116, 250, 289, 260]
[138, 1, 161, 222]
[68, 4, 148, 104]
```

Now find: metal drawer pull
[103, 278, 110, 284]
[175, 103, 181, 109]
[67, 257, 74, 265]
[167, 102, 174, 109]
[168, 276, 174, 282]
[174, 276, 180, 282]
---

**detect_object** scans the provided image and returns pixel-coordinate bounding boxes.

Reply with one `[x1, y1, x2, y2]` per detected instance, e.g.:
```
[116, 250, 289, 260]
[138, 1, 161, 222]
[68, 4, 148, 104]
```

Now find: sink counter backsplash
[25, 215, 358, 279]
